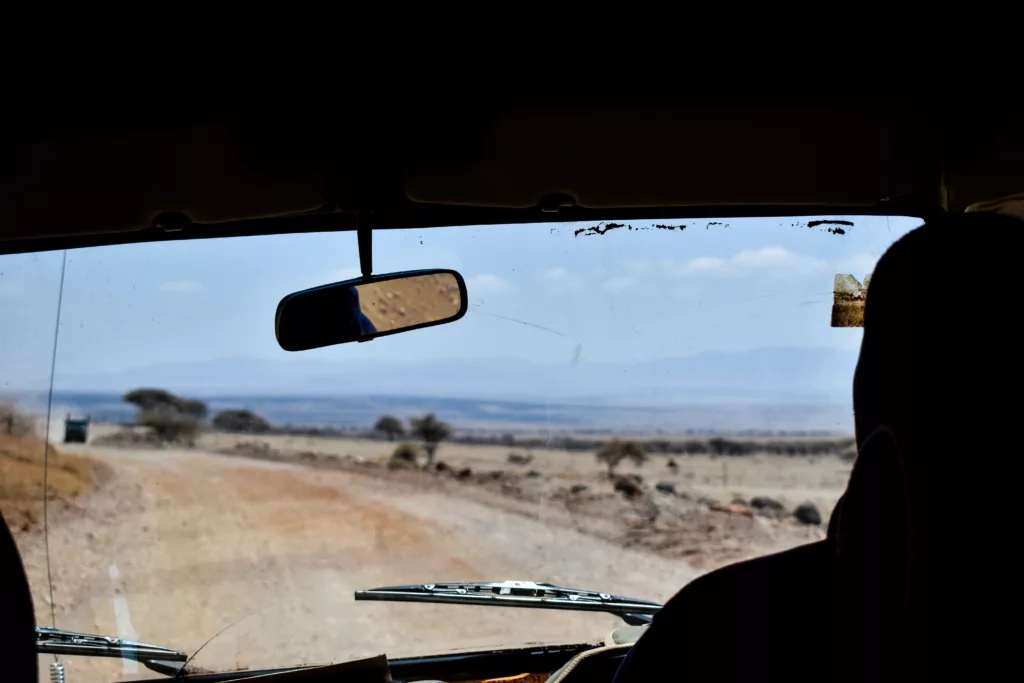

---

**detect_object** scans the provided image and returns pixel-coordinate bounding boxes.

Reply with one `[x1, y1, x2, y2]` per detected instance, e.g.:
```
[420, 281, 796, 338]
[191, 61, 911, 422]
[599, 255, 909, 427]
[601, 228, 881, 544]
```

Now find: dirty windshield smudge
[574, 222, 690, 237]
[574, 222, 626, 237]
[805, 219, 853, 235]
[469, 310, 566, 337]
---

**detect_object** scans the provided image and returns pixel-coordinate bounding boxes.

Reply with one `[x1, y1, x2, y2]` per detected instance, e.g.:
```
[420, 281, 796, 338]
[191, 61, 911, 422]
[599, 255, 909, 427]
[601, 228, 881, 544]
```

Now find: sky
[0, 215, 920, 398]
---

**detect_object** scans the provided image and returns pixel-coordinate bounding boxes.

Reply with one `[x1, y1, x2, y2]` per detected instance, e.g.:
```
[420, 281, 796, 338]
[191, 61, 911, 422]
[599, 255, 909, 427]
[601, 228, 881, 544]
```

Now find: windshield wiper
[355, 580, 661, 624]
[36, 626, 188, 676]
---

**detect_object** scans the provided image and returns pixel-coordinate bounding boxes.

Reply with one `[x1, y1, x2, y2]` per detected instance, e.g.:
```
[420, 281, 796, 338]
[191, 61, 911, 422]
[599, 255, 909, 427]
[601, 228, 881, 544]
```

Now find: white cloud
[601, 276, 635, 293]
[542, 267, 584, 293]
[467, 273, 514, 296]
[835, 253, 878, 278]
[676, 247, 825, 278]
[158, 280, 203, 293]
[681, 256, 727, 274]
[328, 267, 362, 282]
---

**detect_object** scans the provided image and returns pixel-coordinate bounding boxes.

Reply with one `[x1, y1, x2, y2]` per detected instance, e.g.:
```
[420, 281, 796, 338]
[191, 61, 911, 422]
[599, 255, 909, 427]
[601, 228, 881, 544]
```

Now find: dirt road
[21, 445, 699, 681]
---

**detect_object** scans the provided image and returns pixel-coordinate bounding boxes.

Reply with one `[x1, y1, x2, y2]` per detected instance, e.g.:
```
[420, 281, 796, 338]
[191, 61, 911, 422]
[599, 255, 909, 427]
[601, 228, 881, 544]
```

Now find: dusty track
[20, 446, 698, 681]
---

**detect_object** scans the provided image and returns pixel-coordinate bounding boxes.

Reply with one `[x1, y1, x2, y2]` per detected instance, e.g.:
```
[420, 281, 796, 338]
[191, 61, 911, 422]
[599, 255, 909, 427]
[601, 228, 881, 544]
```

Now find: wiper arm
[36, 626, 188, 675]
[355, 580, 661, 623]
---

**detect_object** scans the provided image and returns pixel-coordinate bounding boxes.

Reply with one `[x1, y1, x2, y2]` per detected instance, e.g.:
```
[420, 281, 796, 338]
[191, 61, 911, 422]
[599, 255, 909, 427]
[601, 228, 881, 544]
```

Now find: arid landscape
[5, 412, 851, 682]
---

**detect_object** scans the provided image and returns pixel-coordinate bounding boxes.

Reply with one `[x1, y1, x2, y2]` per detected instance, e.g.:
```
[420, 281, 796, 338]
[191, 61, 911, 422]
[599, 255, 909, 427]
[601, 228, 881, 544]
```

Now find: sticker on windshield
[831, 273, 870, 327]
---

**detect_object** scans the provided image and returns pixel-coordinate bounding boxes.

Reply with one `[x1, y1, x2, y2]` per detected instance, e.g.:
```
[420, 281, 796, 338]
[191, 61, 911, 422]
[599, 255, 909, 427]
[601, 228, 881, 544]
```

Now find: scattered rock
[507, 452, 533, 465]
[612, 474, 645, 499]
[655, 481, 676, 495]
[570, 484, 589, 495]
[794, 502, 822, 525]
[710, 502, 754, 517]
[666, 458, 679, 472]
[456, 467, 473, 480]
[750, 496, 787, 518]
[525, 470, 542, 479]
[750, 496, 785, 512]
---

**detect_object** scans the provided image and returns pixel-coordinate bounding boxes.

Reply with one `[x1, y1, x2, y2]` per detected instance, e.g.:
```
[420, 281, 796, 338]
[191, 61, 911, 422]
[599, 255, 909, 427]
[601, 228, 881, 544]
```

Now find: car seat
[0, 510, 37, 683]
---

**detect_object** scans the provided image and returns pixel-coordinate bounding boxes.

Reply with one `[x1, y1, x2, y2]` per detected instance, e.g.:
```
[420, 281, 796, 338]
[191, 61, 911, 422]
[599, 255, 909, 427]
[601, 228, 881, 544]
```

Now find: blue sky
[1, 215, 920, 395]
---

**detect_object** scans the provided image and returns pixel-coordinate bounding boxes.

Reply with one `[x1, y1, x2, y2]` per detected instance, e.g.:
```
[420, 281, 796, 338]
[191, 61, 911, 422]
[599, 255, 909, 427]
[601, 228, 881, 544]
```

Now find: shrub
[0, 402, 36, 437]
[388, 442, 419, 469]
[212, 409, 272, 433]
[373, 415, 405, 441]
[596, 439, 647, 475]
[409, 413, 452, 468]
[140, 412, 201, 445]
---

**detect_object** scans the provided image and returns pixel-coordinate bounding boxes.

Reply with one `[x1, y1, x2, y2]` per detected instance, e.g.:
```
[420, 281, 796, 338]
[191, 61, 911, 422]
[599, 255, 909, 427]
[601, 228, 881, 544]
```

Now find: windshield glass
[2, 216, 917, 679]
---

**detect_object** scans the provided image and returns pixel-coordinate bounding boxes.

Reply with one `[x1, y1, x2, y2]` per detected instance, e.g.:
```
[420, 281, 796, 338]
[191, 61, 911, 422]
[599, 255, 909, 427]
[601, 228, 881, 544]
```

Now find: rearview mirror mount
[275, 269, 467, 351]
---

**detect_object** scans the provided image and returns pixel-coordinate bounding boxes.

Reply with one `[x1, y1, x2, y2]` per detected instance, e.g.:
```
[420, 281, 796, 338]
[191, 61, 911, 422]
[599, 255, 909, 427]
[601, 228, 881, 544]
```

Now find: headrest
[853, 211, 1022, 451]
[0, 511, 36, 683]
[839, 211, 1024, 681]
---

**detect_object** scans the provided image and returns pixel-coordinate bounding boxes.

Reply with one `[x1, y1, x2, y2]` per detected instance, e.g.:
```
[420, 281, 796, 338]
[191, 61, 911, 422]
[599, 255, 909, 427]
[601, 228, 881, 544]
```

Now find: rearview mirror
[275, 269, 467, 351]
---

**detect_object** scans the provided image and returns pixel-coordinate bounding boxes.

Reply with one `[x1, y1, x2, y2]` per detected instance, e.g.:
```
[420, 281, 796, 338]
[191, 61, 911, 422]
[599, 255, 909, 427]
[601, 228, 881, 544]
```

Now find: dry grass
[0, 433, 98, 534]
[189, 428, 850, 508]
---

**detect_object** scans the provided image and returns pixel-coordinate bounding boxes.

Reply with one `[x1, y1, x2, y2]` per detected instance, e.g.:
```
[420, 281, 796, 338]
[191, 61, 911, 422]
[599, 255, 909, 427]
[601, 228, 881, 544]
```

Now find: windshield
[2, 216, 917, 680]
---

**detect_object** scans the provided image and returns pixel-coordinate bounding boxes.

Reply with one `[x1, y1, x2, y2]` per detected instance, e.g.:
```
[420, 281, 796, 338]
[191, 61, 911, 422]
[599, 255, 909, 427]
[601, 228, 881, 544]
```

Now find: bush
[388, 442, 419, 469]
[140, 412, 201, 444]
[507, 452, 533, 465]
[0, 403, 36, 437]
[212, 409, 272, 433]
[612, 473, 645, 499]
[374, 415, 406, 441]
[596, 439, 647, 475]
[410, 413, 453, 468]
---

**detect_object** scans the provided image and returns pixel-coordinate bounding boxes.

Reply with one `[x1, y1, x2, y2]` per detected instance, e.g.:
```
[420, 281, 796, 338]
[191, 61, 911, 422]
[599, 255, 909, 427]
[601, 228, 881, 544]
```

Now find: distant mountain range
[8, 347, 859, 433]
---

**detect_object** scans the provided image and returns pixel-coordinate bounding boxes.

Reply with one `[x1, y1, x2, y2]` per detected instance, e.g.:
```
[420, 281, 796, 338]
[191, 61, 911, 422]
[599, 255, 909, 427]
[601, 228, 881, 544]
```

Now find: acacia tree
[373, 415, 406, 441]
[123, 388, 207, 444]
[409, 413, 452, 468]
[596, 439, 647, 475]
[123, 388, 207, 418]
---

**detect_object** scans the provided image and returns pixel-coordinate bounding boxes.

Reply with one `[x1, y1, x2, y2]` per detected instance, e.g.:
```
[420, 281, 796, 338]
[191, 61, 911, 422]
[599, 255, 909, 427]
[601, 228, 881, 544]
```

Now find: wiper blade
[355, 580, 662, 620]
[36, 626, 187, 673]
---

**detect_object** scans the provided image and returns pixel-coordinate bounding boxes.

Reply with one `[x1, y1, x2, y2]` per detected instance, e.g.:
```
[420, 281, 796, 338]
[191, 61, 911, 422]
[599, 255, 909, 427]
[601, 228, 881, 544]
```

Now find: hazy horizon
[2, 214, 920, 432]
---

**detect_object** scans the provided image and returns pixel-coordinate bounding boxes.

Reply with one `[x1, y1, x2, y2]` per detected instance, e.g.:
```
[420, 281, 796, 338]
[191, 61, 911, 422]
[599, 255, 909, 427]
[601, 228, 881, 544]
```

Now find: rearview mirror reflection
[276, 270, 467, 351]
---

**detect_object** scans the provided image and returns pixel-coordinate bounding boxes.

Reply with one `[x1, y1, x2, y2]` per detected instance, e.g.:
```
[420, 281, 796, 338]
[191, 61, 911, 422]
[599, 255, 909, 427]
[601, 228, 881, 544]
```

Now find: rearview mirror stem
[357, 214, 373, 280]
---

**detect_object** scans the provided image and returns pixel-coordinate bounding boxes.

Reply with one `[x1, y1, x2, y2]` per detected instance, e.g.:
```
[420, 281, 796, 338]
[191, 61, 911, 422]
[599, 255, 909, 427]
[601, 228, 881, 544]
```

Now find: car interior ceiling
[3, 100, 1022, 682]
[2, 99, 1024, 254]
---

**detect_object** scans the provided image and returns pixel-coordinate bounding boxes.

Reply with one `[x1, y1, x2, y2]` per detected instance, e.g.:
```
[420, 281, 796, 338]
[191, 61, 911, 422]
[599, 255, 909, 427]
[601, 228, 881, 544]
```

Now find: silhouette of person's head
[841, 211, 1022, 679]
